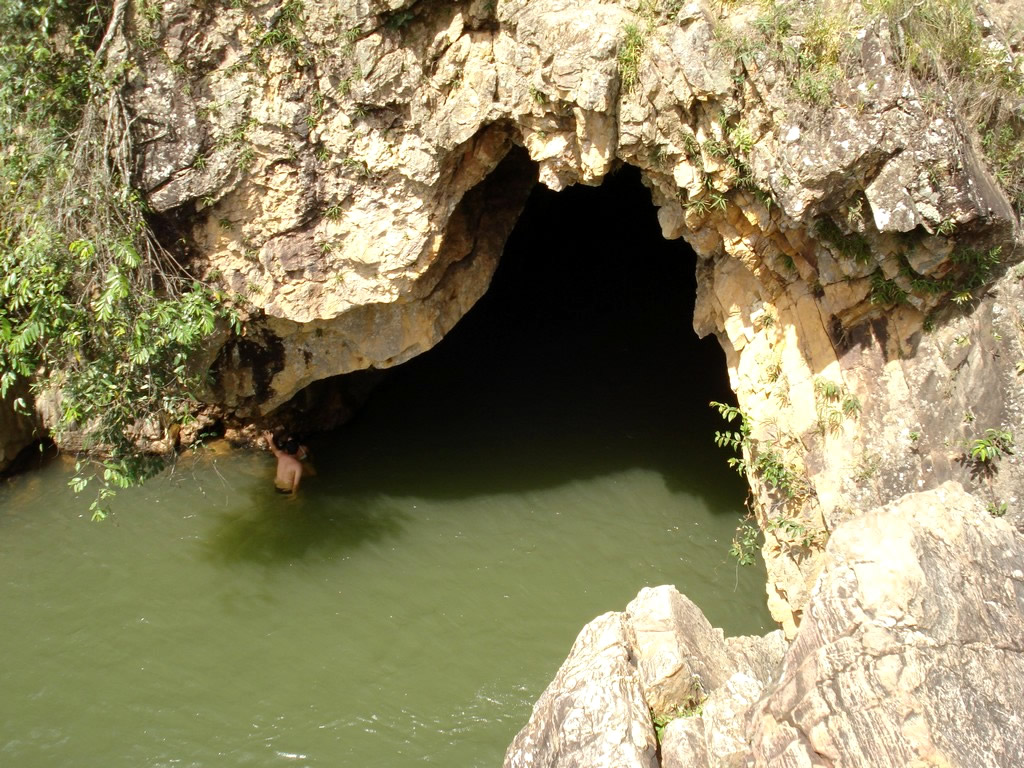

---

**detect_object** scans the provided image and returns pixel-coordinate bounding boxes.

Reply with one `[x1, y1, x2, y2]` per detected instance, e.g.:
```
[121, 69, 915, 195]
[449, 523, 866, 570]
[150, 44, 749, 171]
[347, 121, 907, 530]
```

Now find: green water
[0, 168, 774, 766]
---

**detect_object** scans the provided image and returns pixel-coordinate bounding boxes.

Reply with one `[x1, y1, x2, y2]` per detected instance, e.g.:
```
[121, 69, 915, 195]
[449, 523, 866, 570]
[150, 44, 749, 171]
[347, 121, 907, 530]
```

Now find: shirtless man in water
[264, 431, 303, 494]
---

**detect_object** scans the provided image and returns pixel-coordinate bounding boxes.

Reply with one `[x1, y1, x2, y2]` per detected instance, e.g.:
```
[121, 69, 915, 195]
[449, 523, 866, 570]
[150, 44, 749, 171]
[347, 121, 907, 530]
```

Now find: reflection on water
[0, 167, 775, 766]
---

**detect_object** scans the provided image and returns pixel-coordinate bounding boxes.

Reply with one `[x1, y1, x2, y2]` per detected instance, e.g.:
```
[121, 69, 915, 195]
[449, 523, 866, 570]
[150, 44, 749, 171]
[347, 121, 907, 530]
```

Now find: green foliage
[950, 245, 1002, 292]
[864, 0, 1024, 211]
[384, 9, 416, 30]
[1, 0, 238, 517]
[813, 377, 860, 436]
[710, 400, 750, 475]
[730, 519, 760, 566]
[651, 676, 707, 743]
[869, 270, 908, 306]
[251, 0, 307, 69]
[728, 121, 756, 154]
[968, 428, 1014, 464]
[896, 244, 1002, 310]
[716, 1, 1023, 209]
[751, 449, 788, 496]
[710, 401, 820, 564]
[618, 22, 645, 93]
[752, 1, 792, 41]
[864, 0, 1015, 87]
[341, 25, 362, 57]
[982, 123, 1024, 210]
[702, 137, 729, 158]
[815, 217, 872, 265]
[679, 132, 700, 159]
[685, 189, 728, 216]
[716, 1, 846, 105]
[791, 9, 844, 104]
[766, 514, 821, 551]
[987, 500, 1008, 517]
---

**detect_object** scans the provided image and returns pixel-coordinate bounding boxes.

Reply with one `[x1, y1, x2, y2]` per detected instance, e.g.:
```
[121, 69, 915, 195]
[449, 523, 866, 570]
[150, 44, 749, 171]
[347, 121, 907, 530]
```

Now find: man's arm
[263, 431, 284, 458]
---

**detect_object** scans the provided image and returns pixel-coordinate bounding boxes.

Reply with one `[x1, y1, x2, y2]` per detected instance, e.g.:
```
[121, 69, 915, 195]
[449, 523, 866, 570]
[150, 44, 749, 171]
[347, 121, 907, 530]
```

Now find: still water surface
[0, 170, 774, 766]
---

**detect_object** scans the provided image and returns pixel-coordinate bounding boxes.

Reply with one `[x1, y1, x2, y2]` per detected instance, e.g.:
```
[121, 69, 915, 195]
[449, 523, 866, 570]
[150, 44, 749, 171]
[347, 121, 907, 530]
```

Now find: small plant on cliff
[766, 514, 823, 553]
[651, 676, 707, 743]
[968, 428, 1015, 465]
[987, 501, 1008, 517]
[753, 448, 806, 498]
[813, 377, 861, 437]
[730, 519, 760, 567]
[617, 22, 645, 93]
[865, 0, 1024, 212]
[815, 217, 872, 266]
[383, 9, 416, 31]
[869, 270, 908, 307]
[710, 400, 750, 475]
[964, 428, 1014, 517]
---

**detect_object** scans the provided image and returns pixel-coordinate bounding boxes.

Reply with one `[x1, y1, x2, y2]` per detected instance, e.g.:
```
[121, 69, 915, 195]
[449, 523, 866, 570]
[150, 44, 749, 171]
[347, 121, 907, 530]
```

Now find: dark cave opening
[325, 162, 746, 499]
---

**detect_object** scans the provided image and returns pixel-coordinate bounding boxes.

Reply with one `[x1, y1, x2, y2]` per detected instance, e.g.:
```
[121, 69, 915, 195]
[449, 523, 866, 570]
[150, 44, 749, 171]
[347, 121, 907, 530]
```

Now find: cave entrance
[308, 160, 768, 624]
[355, 163, 744, 498]
[224, 162, 771, 764]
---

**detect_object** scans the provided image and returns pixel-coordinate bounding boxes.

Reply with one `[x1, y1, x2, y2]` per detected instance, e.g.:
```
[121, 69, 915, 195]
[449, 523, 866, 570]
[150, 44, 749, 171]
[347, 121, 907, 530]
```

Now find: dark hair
[283, 437, 300, 455]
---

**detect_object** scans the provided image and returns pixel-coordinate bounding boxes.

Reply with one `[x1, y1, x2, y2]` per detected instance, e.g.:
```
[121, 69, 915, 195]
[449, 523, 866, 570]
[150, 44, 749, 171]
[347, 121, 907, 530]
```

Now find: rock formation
[506, 482, 1024, 767]
[0, 380, 40, 474]
[113, 0, 1024, 633]
[504, 585, 786, 768]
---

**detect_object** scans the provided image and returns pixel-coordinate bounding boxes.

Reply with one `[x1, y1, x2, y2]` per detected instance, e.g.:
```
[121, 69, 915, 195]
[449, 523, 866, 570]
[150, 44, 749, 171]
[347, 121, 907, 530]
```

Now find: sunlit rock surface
[511, 483, 1024, 767]
[504, 585, 785, 768]
[750, 482, 1024, 767]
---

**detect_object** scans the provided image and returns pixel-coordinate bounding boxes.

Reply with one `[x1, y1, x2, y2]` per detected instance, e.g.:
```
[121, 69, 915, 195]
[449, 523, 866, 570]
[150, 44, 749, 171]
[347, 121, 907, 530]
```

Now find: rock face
[91, 3, 1024, 762]
[116, 0, 1024, 632]
[504, 585, 786, 768]
[749, 482, 1024, 767]
[504, 611, 659, 768]
[511, 483, 1024, 767]
[0, 381, 39, 474]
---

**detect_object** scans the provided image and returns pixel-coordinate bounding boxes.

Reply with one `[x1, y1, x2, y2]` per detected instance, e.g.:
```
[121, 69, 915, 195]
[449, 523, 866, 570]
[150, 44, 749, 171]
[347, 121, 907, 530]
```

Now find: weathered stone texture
[505, 585, 787, 768]
[503, 612, 659, 768]
[750, 482, 1024, 767]
[512, 484, 1024, 767]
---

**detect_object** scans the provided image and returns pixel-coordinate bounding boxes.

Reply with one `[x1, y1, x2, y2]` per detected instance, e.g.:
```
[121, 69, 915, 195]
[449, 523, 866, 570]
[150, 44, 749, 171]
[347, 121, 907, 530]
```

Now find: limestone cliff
[115, 0, 1024, 635]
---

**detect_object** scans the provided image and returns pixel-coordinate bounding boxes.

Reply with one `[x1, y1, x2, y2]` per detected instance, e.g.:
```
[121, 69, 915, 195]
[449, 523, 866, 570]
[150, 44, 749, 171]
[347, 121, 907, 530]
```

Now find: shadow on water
[204, 485, 410, 564]
[207, 164, 747, 563]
